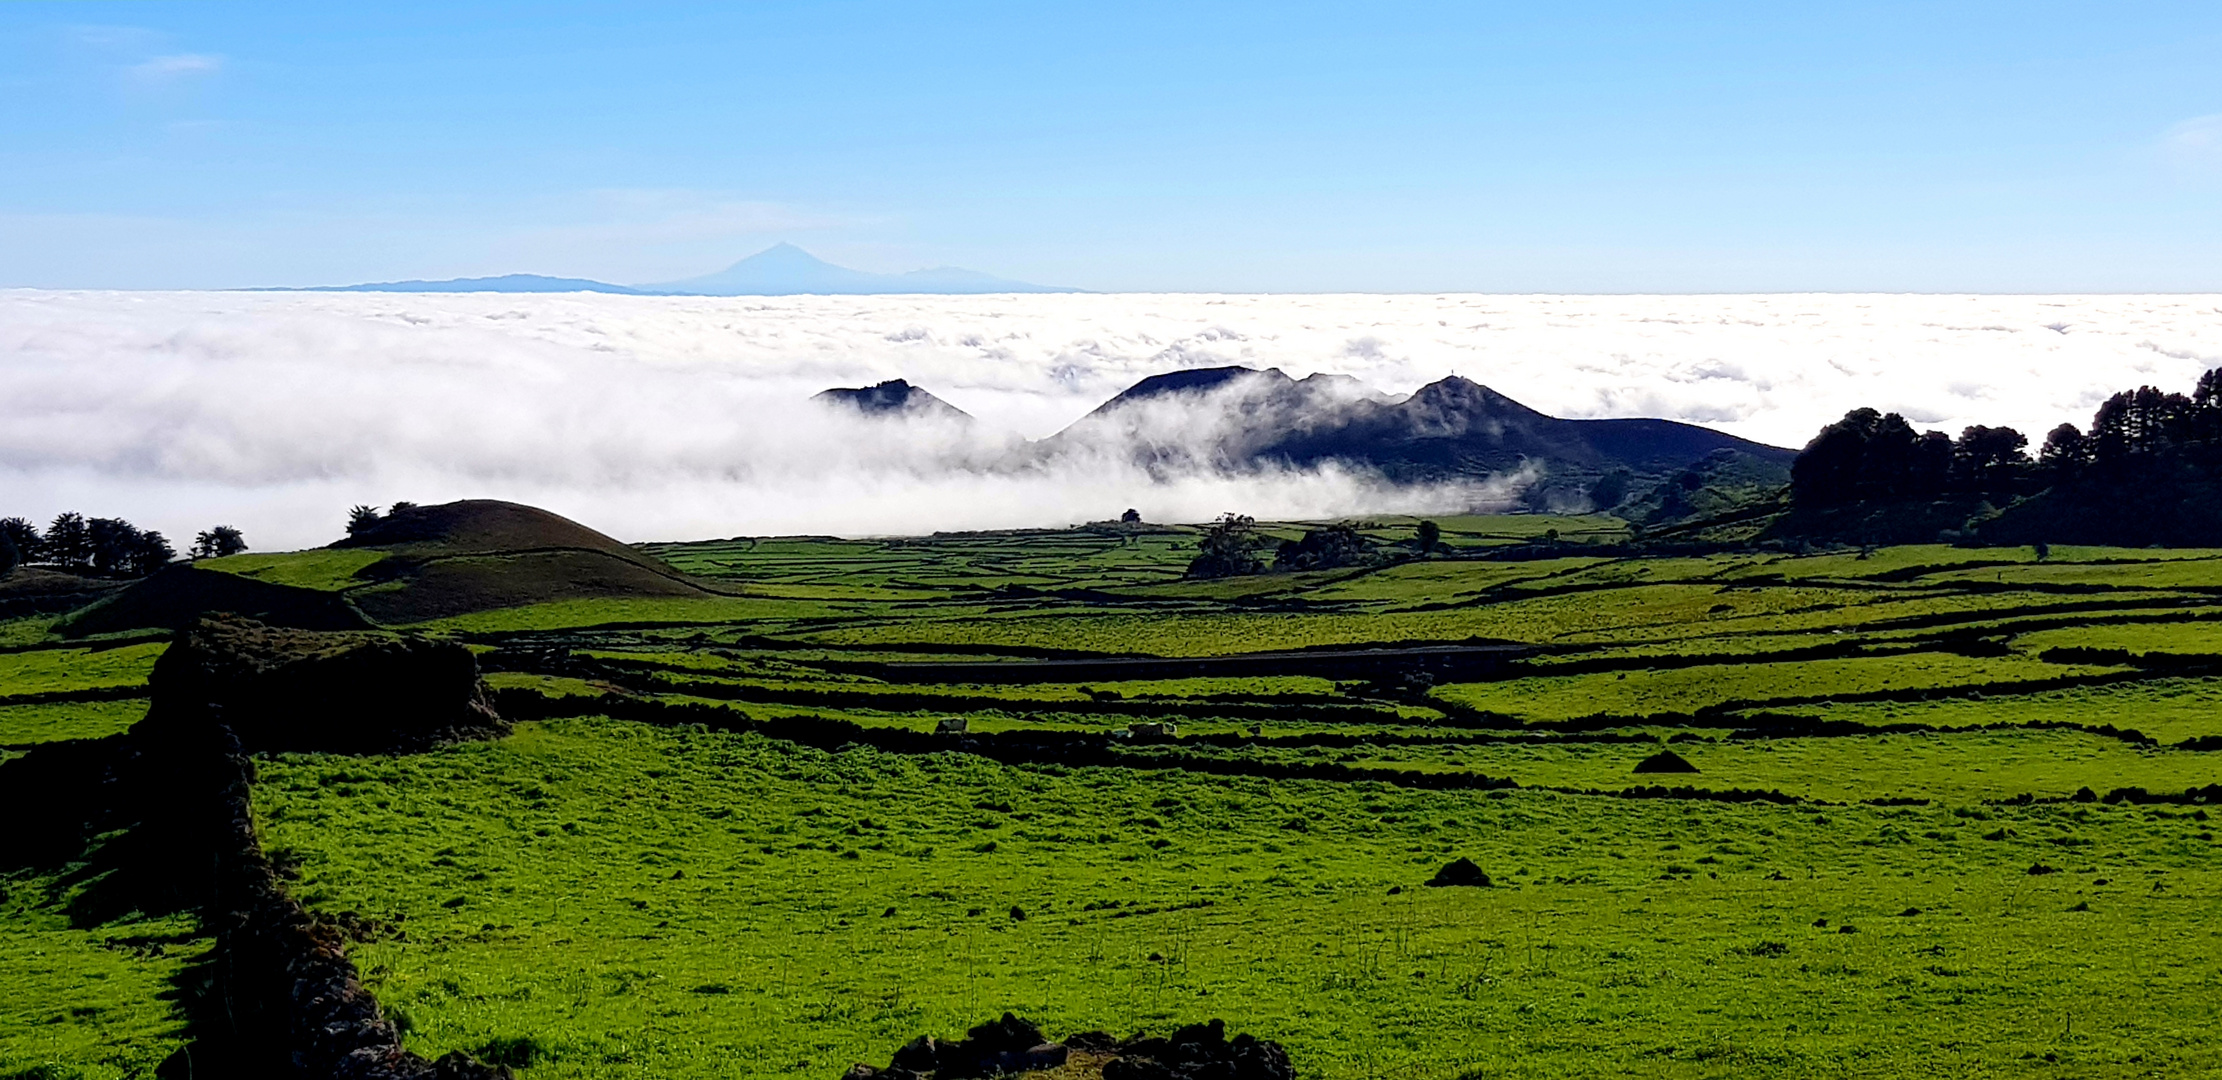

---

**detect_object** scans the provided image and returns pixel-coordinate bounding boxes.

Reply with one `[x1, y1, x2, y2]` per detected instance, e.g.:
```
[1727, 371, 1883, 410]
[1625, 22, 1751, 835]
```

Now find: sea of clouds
[3, 289, 2220, 550]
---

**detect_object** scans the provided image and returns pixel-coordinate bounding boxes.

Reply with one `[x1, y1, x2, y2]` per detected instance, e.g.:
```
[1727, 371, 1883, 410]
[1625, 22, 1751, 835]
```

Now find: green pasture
[780, 585, 2110, 657]
[257, 716, 2222, 1080]
[15, 526, 2222, 1078]
[1430, 653, 2134, 723]
[0, 618, 59, 648]
[199, 548, 389, 591]
[412, 596, 811, 633]
[0, 887, 202, 1080]
[1769, 679, 2222, 745]
[1172, 728, 2220, 804]
[0, 644, 166, 699]
[0, 700, 147, 747]
[2014, 619, 2222, 657]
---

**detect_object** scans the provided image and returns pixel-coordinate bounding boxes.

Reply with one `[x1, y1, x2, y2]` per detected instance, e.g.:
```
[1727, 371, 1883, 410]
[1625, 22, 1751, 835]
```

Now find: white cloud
[1, 290, 2219, 549]
[2166, 114, 2222, 147]
[128, 53, 223, 84]
[2161, 113, 2222, 172]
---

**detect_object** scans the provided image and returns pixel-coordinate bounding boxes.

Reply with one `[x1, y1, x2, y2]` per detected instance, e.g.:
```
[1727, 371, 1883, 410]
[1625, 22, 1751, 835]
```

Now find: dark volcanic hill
[329, 500, 723, 623]
[814, 379, 973, 421]
[1046, 365, 1792, 501]
[61, 500, 729, 635]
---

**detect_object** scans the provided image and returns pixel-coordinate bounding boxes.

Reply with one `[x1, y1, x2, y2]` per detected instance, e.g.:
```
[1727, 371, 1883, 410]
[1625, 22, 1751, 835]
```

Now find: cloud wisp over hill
[3, 290, 2219, 548]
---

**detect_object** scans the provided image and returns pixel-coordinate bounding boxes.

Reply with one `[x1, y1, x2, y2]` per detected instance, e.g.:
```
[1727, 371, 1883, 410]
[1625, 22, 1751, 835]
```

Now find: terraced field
[5, 519, 2221, 1079]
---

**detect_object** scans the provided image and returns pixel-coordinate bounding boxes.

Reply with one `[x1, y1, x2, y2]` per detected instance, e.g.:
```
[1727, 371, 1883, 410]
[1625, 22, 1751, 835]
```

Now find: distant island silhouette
[268, 243, 1082, 296]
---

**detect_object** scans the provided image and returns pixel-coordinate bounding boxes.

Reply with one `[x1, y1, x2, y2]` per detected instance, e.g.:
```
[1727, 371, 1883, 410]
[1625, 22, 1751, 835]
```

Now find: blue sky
[3, 2, 2220, 292]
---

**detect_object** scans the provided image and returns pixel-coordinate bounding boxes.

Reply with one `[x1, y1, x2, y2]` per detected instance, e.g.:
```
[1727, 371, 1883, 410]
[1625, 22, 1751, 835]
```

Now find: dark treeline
[1787, 368, 2222, 545]
[1186, 515, 1429, 579]
[0, 513, 246, 578]
[1791, 412, 2033, 505]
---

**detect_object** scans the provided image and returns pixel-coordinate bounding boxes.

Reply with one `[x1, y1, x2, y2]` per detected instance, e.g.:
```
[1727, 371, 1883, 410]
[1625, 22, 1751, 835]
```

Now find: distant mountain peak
[269, 273, 645, 295]
[814, 379, 972, 421]
[643, 244, 1081, 296]
[261, 244, 1078, 296]
[1044, 364, 1795, 504]
[1097, 366, 1289, 408]
[1404, 375, 1548, 418]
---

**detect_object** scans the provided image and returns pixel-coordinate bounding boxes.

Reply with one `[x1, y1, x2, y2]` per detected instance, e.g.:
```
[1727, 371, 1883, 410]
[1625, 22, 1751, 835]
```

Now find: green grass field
[0, 701, 148, 747]
[6, 522, 2222, 1078]
[253, 717, 2220, 1080]
[0, 891, 202, 1080]
[0, 644, 165, 699]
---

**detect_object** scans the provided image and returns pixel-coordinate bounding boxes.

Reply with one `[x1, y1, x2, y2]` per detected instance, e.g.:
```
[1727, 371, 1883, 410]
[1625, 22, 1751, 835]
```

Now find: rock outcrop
[843, 1016, 1292, 1080]
[141, 614, 505, 755]
[1425, 857, 1492, 888]
[1631, 749, 1700, 774]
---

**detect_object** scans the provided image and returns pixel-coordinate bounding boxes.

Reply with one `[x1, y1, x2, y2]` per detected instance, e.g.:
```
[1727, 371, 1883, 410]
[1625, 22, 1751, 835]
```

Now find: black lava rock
[1425, 857, 1493, 888]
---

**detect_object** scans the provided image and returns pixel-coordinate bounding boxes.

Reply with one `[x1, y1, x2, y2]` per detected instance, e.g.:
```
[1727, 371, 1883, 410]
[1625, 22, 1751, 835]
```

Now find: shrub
[476, 1035, 548, 1068]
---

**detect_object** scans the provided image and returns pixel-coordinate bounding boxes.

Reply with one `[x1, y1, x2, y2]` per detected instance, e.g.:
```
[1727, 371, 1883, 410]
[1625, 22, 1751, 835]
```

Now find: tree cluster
[1271, 524, 1382, 572]
[1785, 368, 2222, 545]
[1790, 410, 2032, 506]
[347, 501, 419, 537]
[0, 512, 181, 577]
[190, 525, 250, 560]
[1188, 516, 1406, 578]
[1794, 370, 2222, 512]
[1186, 514, 1267, 579]
[2029, 371, 2222, 481]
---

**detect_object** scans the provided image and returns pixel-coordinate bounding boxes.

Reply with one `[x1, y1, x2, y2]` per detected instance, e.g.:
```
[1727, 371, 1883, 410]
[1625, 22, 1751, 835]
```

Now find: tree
[1951, 425, 2029, 493]
[1910, 430, 1954, 497]
[2038, 423, 2091, 480]
[2197, 368, 2222, 411]
[190, 525, 247, 559]
[0, 518, 39, 563]
[88, 518, 145, 576]
[1790, 409, 1880, 506]
[388, 501, 419, 515]
[2091, 386, 2190, 465]
[1120, 508, 1141, 524]
[1415, 519, 1442, 556]
[1586, 470, 1631, 511]
[130, 531, 174, 575]
[44, 512, 91, 568]
[1185, 514, 1265, 579]
[1856, 413, 1921, 499]
[346, 505, 384, 536]
[0, 531, 16, 579]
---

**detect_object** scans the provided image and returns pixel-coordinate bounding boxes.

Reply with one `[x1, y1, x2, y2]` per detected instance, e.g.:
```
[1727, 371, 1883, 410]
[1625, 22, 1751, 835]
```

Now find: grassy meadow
[5, 517, 2222, 1078]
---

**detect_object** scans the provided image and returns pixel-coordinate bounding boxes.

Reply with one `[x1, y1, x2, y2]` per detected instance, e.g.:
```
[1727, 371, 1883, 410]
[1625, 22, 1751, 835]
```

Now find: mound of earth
[58, 564, 371, 638]
[845, 1016, 1291, 1080]
[1632, 749, 1700, 774]
[1426, 857, 1493, 887]
[335, 499, 728, 623]
[336, 498, 665, 564]
[59, 500, 724, 633]
[137, 615, 505, 754]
